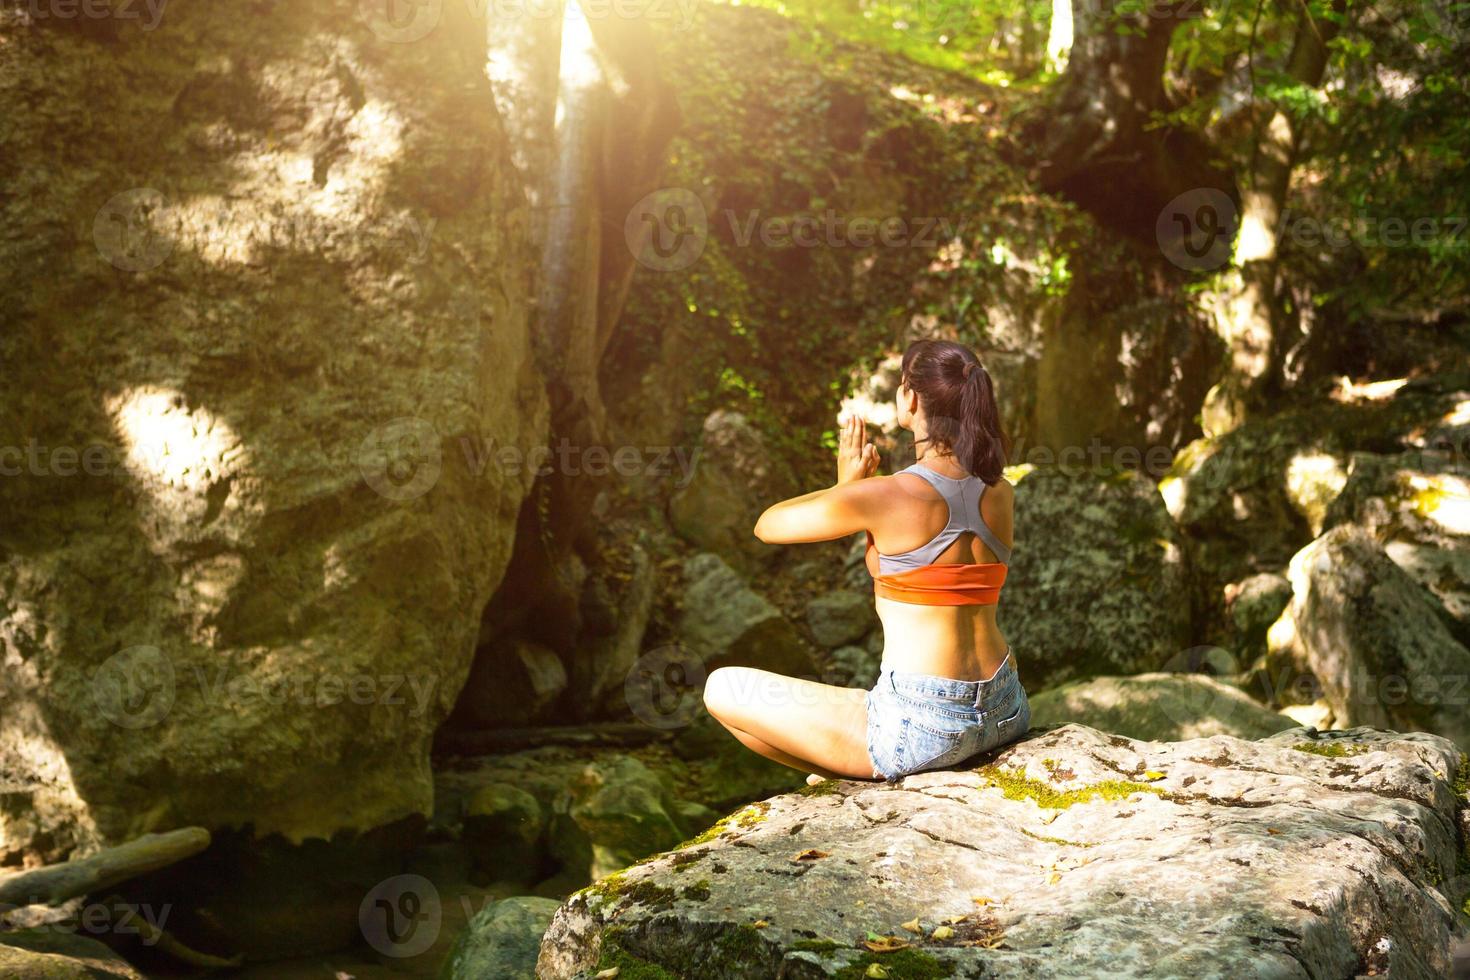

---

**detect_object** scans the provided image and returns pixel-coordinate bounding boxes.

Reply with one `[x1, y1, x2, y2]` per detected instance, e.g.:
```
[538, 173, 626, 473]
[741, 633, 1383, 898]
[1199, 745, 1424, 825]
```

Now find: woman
[701, 339, 1030, 782]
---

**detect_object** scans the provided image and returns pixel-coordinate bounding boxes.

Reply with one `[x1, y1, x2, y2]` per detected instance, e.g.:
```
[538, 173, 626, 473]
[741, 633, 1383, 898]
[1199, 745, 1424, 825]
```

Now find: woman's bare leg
[702, 666, 876, 779]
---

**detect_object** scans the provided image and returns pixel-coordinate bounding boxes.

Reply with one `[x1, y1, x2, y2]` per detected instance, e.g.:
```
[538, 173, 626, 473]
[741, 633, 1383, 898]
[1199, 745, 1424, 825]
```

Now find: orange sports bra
[871, 464, 1010, 607]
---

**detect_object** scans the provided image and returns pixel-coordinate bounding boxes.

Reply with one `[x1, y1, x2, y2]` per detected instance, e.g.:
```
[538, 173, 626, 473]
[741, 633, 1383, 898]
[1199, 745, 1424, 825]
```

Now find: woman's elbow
[753, 509, 781, 544]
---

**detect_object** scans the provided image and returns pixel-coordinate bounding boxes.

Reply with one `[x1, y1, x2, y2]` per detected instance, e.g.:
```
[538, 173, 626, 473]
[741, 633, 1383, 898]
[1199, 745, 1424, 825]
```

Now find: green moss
[582, 871, 676, 910]
[680, 879, 711, 901]
[832, 948, 954, 979]
[595, 932, 680, 980]
[975, 765, 1165, 809]
[675, 801, 772, 849]
[1292, 742, 1369, 758]
[1454, 753, 1468, 799]
[798, 778, 844, 797]
[715, 922, 771, 959]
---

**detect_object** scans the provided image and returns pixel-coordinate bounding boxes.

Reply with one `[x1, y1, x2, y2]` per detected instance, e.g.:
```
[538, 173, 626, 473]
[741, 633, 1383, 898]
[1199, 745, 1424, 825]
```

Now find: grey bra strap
[878, 464, 1011, 573]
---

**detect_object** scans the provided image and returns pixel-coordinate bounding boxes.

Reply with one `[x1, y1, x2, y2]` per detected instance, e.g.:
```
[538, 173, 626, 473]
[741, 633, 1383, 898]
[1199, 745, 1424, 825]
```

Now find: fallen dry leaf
[931, 925, 955, 940]
[593, 969, 620, 980]
[942, 914, 968, 924]
[751, 919, 769, 929]
[1267, 827, 1282, 835]
[1047, 872, 1062, 885]
[1039, 810, 1060, 825]
[862, 935, 911, 953]
[790, 849, 830, 862]
[1142, 770, 1166, 781]
[900, 917, 922, 933]
[971, 896, 994, 907]
[865, 964, 890, 979]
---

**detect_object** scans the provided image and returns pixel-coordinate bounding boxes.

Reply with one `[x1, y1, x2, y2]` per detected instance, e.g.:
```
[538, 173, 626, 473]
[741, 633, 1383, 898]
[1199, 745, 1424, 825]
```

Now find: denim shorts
[865, 650, 1031, 782]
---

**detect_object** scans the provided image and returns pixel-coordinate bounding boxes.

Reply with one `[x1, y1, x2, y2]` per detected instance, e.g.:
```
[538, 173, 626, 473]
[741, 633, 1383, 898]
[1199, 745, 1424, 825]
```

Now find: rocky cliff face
[0, 0, 545, 863]
[537, 725, 1468, 979]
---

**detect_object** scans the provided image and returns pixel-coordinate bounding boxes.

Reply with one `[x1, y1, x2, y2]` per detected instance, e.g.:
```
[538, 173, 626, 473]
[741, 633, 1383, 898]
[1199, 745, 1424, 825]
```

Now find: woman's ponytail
[901, 340, 1010, 484]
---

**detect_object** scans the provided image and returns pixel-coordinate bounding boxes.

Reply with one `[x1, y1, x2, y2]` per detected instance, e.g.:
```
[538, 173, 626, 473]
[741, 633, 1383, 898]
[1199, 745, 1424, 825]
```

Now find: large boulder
[435, 751, 708, 893]
[440, 895, 561, 980]
[538, 725, 1466, 979]
[567, 540, 656, 719]
[1159, 375, 1469, 645]
[997, 466, 1190, 689]
[668, 411, 790, 571]
[678, 554, 816, 677]
[0, 1, 545, 865]
[0, 930, 146, 980]
[1027, 673, 1298, 742]
[805, 591, 878, 649]
[1268, 525, 1470, 751]
[1322, 449, 1470, 633]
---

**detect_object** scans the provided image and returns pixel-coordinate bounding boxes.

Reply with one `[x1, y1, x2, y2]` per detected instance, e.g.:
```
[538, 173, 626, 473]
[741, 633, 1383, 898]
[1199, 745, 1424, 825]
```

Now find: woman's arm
[753, 415, 881, 544]
[753, 479, 881, 544]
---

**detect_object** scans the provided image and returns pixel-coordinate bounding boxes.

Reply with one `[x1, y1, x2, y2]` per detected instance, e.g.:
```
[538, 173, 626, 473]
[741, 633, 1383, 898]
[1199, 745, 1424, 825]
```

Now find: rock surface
[0, 930, 147, 980]
[0, 0, 545, 862]
[1323, 449, 1470, 632]
[679, 554, 815, 677]
[1027, 673, 1298, 742]
[1269, 524, 1470, 751]
[440, 895, 560, 980]
[669, 411, 789, 570]
[538, 724, 1467, 979]
[998, 467, 1190, 688]
[805, 592, 878, 649]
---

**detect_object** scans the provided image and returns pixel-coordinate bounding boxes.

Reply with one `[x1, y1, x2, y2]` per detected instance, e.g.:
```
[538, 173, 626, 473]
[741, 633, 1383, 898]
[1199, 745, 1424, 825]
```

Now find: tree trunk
[1034, 0, 1234, 239]
[1201, 0, 1342, 434]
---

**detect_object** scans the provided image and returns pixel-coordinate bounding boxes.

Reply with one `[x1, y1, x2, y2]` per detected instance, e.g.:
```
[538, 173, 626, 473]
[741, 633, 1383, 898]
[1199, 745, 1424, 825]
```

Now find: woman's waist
[873, 645, 1023, 705]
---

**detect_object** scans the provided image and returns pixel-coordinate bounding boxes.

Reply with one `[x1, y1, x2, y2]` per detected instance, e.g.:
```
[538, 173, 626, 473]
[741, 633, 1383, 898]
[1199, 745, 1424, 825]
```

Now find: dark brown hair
[900, 339, 1009, 485]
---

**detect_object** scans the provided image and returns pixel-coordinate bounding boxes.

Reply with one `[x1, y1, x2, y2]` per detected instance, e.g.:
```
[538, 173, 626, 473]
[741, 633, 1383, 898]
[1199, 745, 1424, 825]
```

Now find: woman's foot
[806, 773, 825, 786]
